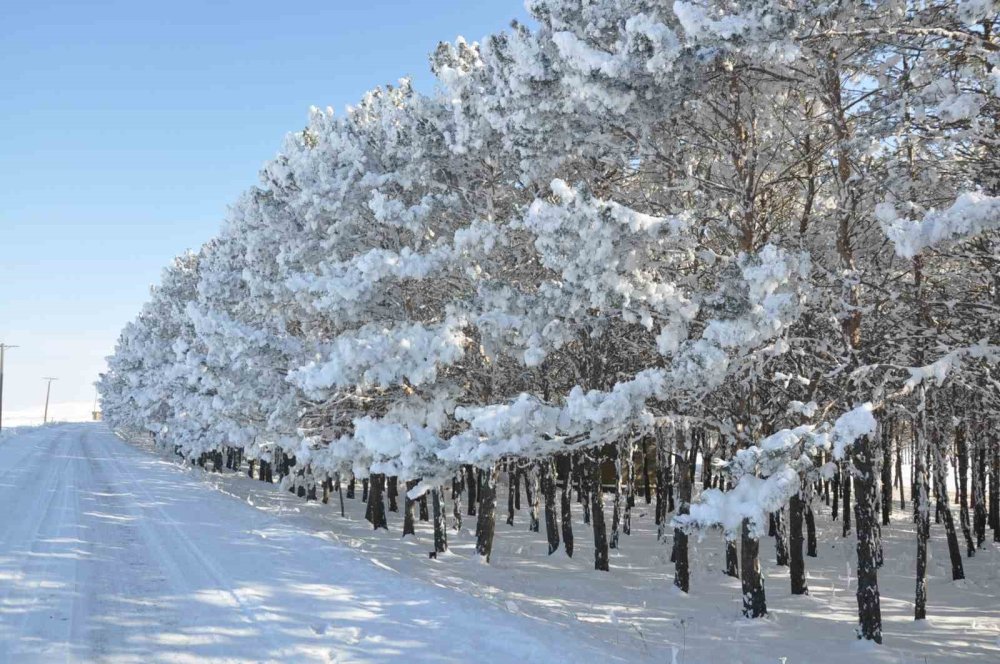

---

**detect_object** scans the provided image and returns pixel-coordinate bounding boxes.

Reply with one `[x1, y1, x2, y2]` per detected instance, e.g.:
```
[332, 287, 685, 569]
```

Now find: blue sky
[0, 0, 529, 421]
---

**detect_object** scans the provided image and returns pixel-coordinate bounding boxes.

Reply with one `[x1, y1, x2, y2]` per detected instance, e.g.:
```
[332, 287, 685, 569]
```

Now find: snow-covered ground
[2, 423, 999, 663]
[0, 423, 612, 663]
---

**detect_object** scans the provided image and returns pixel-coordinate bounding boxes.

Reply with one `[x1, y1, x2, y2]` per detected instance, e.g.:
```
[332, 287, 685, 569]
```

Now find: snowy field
[1, 423, 997, 663]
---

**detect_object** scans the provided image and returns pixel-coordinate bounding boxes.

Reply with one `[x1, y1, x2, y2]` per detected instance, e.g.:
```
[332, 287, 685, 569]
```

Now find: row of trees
[100, 0, 1000, 645]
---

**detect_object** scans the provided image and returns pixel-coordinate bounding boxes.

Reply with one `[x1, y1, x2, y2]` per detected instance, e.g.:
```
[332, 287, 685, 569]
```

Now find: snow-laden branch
[877, 193, 1000, 259]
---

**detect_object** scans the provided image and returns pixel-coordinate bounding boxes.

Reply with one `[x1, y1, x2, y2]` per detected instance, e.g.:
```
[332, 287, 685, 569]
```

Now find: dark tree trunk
[990, 442, 999, 543]
[881, 419, 893, 526]
[973, 432, 988, 546]
[610, 447, 622, 550]
[526, 464, 540, 533]
[541, 460, 560, 555]
[513, 467, 522, 511]
[361, 478, 369, 503]
[740, 519, 766, 618]
[557, 455, 574, 558]
[451, 474, 463, 531]
[432, 488, 447, 553]
[403, 479, 418, 537]
[805, 503, 818, 557]
[336, 473, 345, 517]
[853, 434, 883, 642]
[789, 493, 808, 594]
[832, 468, 840, 520]
[465, 465, 477, 517]
[956, 423, 975, 557]
[366, 473, 388, 530]
[915, 399, 930, 620]
[506, 464, 516, 526]
[419, 493, 429, 522]
[842, 467, 852, 537]
[896, 434, 906, 510]
[725, 538, 739, 578]
[578, 457, 591, 525]
[773, 509, 789, 567]
[387, 476, 399, 512]
[474, 468, 498, 562]
[673, 429, 692, 592]
[623, 442, 635, 536]
[589, 455, 609, 572]
[934, 455, 965, 580]
[642, 435, 652, 504]
[346, 474, 356, 499]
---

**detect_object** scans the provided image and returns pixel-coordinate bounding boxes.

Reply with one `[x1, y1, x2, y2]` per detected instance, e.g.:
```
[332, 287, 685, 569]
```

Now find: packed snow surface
[0, 424, 603, 663]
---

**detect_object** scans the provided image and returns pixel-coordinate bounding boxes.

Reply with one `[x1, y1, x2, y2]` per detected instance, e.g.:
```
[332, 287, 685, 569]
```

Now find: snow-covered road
[0, 423, 596, 663]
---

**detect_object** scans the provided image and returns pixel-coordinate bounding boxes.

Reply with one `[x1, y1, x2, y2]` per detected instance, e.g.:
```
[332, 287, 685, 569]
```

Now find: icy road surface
[0, 423, 595, 663]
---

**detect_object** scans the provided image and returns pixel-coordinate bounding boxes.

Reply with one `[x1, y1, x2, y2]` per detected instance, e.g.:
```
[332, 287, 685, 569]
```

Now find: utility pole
[42, 377, 58, 425]
[0, 344, 19, 434]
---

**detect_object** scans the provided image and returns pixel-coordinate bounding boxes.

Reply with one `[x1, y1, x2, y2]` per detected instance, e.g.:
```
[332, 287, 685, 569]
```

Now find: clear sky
[0, 0, 530, 424]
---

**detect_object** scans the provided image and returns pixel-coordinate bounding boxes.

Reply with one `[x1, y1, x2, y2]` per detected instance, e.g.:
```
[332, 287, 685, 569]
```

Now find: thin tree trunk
[403, 479, 418, 537]
[805, 502, 818, 557]
[740, 519, 766, 618]
[465, 465, 477, 517]
[915, 393, 931, 620]
[432, 488, 447, 553]
[642, 435, 652, 504]
[366, 473, 388, 530]
[956, 421, 975, 557]
[475, 467, 498, 562]
[541, 459, 560, 554]
[611, 446, 623, 550]
[933, 433, 964, 580]
[451, 474, 463, 531]
[673, 426, 691, 592]
[589, 455, 609, 572]
[842, 466, 852, 537]
[506, 464, 516, 526]
[387, 476, 399, 512]
[853, 433, 883, 642]
[526, 464, 540, 533]
[881, 419, 893, 526]
[558, 455, 574, 558]
[773, 509, 789, 566]
[789, 493, 808, 594]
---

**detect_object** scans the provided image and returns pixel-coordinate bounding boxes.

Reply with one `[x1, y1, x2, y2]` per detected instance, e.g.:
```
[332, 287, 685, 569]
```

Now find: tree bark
[387, 475, 399, 512]
[852, 434, 883, 642]
[432, 488, 447, 553]
[789, 493, 808, 594]
[589, 455, 609, 572]
[541, 459, 560, 554]
[956, 421, 975, 556]
[557, 455, 574, 558]
[740, 519, 766, 618]
[773, 509, 789, 566]
[474, 467, 498, 562]
[915, 391, 931, 620]
[366, 473, 388, 531]
[403, 479, 418, 537]
[842, 466, 852, 537]
[881, 419, 893, 526]
[526, 464, 540, 533]
[506, 464, 516, 526]
[465, 465, 477, 516]
[673, 425, 692, 592]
